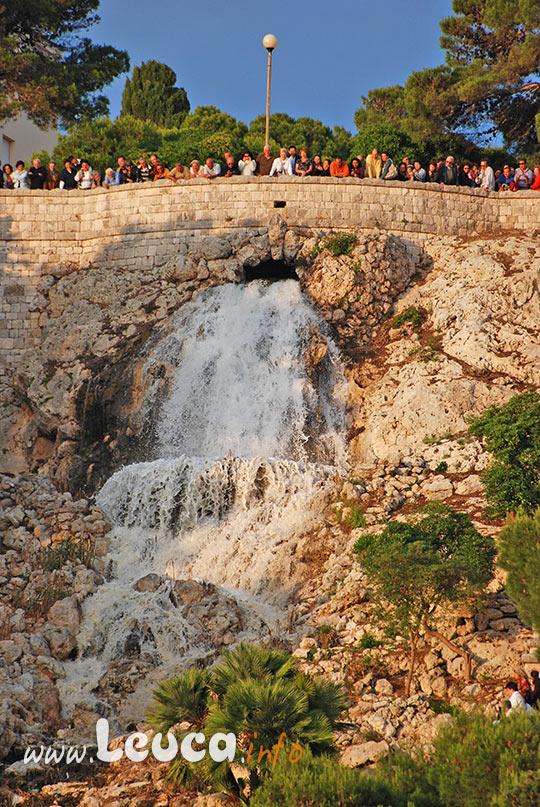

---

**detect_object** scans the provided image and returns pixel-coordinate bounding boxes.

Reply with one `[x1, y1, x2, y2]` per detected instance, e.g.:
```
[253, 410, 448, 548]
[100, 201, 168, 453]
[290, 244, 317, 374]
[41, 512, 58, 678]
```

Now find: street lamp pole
[262, 34, 278, 147]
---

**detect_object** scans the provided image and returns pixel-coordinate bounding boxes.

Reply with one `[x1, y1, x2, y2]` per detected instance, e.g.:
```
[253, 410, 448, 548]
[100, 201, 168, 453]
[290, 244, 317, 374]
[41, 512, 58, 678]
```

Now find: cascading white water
[58, 280, 348, 715]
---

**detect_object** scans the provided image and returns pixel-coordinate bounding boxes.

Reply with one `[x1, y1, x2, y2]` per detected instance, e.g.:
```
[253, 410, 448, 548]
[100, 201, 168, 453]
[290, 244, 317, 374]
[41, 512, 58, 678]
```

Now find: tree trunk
[424, 627, 472, 683]
[405, 630, 418, 697]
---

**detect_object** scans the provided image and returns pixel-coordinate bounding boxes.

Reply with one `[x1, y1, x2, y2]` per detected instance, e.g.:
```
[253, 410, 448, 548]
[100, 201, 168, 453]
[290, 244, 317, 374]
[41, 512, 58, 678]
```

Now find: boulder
[42, 625, 77, 660]
[341, 740, 389, 768]
[420, 476, 454, 500]
[48, 596, 80, 636]
[374, 678, 394, 696]
[196, 237, 232, 261]
[134, 573, 162, 592]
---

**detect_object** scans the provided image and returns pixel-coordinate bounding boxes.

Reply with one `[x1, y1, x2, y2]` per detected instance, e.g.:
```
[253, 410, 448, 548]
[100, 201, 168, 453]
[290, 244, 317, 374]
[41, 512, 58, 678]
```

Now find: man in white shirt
[269, 148, 293, 176]
[200, 158, 221, 179]
[504, 681, 532, 715]
[74, 160, 93, 190]
[476, 159, 495, 191]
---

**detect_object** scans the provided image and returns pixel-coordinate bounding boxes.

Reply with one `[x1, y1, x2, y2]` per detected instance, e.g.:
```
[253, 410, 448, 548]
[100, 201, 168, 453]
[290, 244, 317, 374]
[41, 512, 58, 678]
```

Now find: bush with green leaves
[354, 503, 495, 695]
[323, 233, 357, 257]
[468, 391, 540, 517]
[345, 506, 367, 529]
[497, 508, 540, 655]
[380, 710, 540, 807]
[350, 123, 417, 166]
[250, 748, 401, 807]
[147, 644, 346, 798]
[492, 771, 540, 807]
[390, 307, 424, 331]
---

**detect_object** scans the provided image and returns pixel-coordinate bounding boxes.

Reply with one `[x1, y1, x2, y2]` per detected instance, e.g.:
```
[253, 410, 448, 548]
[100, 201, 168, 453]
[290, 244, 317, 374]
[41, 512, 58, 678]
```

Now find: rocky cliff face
[0, 221, 415, 494]
[1, 229, 539, 804]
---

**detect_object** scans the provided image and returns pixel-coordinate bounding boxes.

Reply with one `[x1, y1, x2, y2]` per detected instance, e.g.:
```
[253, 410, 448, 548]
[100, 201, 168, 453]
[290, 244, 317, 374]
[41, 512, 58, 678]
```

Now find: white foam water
[58, 280, 348, 715]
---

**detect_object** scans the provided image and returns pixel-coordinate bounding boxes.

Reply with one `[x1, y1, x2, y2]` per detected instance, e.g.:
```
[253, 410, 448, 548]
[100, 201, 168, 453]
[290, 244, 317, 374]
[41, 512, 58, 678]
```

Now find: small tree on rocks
[354, 503, 495, 696]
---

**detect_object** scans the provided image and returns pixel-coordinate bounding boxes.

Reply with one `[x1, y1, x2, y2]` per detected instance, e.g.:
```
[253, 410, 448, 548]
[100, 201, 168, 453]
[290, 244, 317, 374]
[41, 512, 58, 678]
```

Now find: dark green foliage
[323, 233, 356, 257]
[250, 748, 401, 807]
[353, 2, 540, 151]
[427, 697, 458, 716]
[390, 307, 424, 331]
[438, 0, 540, 150]
[354, 503, 495, 692]
[0, 0, 129, 127]
[381, 710, 540, 807]
[358, 631, 382, 650]
[492, 770, 540, 807]
[51, 106, 247, 173]
[354, 86, 408, 131]
[469, 391, 540, 516]
[148, 668, 211, 732]
[435, 461, 448, 473]
[245, 113, 352, 160]
[497, 509, 540, 649]
[53, 101, 357, 171]
[121, 61, 190, 128]
[147, 644, 346, 795]
[351, 123, 417, 164]
[52, 115, 164, 174]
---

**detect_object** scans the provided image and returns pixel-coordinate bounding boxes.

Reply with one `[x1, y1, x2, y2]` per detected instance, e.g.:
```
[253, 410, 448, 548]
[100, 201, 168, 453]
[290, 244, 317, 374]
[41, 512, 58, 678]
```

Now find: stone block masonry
[0, 177, 539, 371]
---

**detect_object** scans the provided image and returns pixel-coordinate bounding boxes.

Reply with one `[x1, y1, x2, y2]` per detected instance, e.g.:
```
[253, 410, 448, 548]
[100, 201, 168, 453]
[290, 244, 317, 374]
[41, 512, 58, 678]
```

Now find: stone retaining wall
[1, 177, 539, 371]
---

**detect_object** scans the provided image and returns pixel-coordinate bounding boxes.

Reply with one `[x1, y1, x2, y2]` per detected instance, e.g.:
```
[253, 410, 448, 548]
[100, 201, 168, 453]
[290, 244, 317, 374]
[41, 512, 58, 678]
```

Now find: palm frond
[147, 667, 211, 732]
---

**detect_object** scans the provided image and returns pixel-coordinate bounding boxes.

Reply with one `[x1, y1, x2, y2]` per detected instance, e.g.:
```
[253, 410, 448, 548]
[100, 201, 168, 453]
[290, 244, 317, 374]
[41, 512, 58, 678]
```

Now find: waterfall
[58, 280, 348, 715]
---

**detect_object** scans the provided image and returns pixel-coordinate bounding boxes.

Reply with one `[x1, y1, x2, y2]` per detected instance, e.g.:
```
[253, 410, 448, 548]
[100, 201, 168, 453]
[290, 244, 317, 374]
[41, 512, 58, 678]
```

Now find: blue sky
[91, 0, 454, 132]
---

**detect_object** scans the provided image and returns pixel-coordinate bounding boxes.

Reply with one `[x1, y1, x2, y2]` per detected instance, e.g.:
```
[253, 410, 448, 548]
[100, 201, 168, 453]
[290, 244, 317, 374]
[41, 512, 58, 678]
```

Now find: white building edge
[1, 114, 58, 167]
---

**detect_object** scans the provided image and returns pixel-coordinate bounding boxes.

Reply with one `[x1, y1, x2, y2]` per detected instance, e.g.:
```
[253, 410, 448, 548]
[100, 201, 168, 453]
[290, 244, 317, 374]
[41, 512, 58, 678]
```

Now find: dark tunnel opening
[243, 259, 298, 282]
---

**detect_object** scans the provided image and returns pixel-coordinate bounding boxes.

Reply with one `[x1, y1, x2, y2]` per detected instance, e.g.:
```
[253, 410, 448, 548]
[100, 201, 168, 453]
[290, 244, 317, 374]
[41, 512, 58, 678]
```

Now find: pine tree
[353, 1, 540, 151]
[121, 61, 190, 128]
[0, 0, 129, 126]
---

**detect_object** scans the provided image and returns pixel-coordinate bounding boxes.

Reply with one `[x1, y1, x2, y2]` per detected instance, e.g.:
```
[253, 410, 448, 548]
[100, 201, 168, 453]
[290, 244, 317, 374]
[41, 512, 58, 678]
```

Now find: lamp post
[262, 34, 278, 147]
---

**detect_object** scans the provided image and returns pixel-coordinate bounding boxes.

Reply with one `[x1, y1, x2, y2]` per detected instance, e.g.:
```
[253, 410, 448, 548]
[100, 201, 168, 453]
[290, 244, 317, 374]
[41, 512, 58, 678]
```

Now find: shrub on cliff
[147, 643, 346, 797]
[250, 710, 540, 807]
[250, 748, 400, 807]
[497, 509, 540, 657]
[354, 503, 495, 695]
[469, 391, 540, 516]
[379, 710, 540, 807]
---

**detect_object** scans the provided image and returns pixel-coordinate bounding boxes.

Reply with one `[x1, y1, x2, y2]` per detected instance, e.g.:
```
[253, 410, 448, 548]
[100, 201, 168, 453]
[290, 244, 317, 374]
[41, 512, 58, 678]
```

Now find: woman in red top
[529, 164, 540, 190]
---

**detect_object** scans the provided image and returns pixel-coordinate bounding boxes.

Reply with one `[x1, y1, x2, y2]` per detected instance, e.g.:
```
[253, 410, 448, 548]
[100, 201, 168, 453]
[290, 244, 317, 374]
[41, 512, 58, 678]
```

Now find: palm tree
[146, 644, 346, 797]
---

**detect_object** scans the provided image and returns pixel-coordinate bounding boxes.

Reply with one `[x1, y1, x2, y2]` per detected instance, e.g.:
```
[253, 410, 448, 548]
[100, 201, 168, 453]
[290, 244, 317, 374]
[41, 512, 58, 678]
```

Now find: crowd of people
[2, 147, 540, 192]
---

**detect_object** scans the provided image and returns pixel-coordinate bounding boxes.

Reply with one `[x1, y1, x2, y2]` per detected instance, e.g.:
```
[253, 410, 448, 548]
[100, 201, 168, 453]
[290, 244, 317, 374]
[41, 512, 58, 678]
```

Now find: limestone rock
[42, 625, 77, 660]
[420, 475, 454, 500]
[196, 236, 232, 261]
[268, 214, 287, 260]
[455, 475, 484, 495]
[341, 740, 389, 767]
[134, 573, 162, 592]
[47, 596, 80, 636]
[374, 678, 394, 696]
